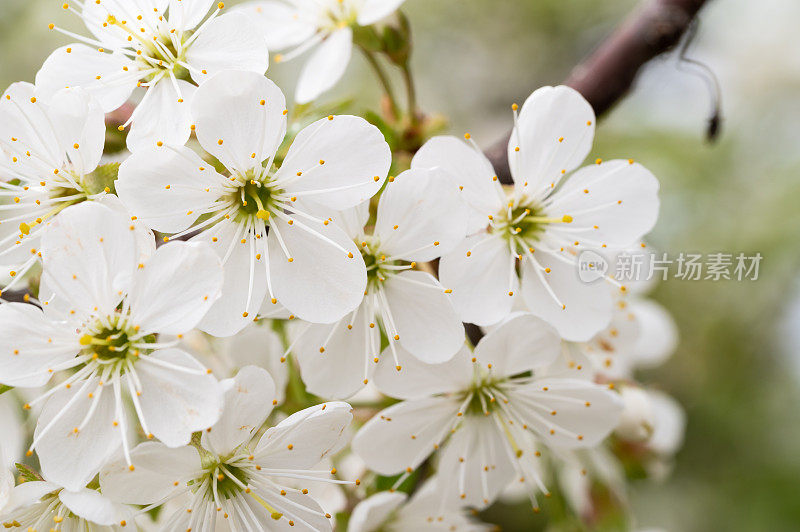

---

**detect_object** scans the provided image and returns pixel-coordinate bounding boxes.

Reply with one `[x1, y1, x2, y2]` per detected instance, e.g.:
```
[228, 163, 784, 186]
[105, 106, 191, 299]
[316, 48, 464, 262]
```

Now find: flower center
[79, 316, 155, 363]
[105, 15, 191, 81]
[490, 198, 574, 255]
[358, 237, 405, 289]
[230, 172, 284, 224]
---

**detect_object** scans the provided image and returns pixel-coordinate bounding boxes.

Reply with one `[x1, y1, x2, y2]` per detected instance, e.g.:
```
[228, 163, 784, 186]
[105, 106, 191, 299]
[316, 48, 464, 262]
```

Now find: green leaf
[0, 385, 12, 395]
[83, 162, 120, 195]
[15, 463, 43, 483]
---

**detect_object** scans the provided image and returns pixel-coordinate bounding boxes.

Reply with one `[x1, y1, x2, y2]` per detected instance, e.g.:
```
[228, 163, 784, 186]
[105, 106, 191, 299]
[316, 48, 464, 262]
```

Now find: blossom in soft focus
[100, 366, 353, 531]
[37, 0, 269, 150]
[291, 167, 468, 399]
[352, 313, 623, 510]
[349, 480, 490, 532]
[413, 85, 660, 341]
[117, 70, 391, 336]
[0, 202, 225, 489]
[238, 0, 407, 103]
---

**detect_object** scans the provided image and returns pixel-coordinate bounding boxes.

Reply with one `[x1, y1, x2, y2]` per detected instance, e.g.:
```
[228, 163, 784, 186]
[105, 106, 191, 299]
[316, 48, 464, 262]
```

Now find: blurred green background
[2, 0, 799, 530]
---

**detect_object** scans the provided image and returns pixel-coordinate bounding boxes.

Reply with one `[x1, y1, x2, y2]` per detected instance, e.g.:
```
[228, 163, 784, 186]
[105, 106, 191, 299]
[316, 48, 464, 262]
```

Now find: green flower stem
[359, 45, 401, 120]
[401, 62, 419, 127]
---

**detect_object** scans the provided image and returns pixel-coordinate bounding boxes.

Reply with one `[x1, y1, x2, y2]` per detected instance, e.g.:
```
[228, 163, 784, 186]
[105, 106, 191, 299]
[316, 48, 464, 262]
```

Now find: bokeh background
[2, 0, 799, 530]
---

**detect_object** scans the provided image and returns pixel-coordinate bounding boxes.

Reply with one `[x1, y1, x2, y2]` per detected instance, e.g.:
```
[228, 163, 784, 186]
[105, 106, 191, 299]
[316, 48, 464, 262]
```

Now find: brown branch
[487, 0, 709, 183]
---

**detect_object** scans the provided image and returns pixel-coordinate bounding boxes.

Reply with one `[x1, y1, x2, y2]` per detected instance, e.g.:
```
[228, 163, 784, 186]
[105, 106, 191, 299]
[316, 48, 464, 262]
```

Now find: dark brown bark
[487, 0, 709, 184]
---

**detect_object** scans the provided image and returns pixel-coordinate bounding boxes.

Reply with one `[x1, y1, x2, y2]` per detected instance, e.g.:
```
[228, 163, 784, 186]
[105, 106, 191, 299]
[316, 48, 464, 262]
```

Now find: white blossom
[291, 167, 468, 399]
[100, 366, 354, 531]
[116, 70, 392, 336]
[37, 0, 269, 151]
[412, 86, 661, 341]
[0, 202, 225, 489]
[239, 0, 407, 103]
[352, 313, 623, 510]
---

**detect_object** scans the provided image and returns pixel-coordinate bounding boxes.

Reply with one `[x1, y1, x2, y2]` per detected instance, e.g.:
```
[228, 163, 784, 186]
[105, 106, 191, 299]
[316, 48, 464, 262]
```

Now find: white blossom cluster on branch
[0, 0, 684, 530]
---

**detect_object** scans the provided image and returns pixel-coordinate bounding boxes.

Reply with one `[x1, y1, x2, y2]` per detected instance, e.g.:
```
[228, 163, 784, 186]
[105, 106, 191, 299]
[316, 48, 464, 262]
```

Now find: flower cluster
[0, 1, 683, 530]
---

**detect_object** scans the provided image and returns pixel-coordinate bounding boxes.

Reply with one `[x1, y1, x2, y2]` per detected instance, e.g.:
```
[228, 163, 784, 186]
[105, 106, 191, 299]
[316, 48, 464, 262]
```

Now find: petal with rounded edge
[295, 27, 352, 104]
[35, 45, 137, 112]
[545, 160, 660, 249]
[375, 168, 468, 261]
[520, 252, 613, 342]
[382, 271, 465, 363]
[472, 312, 561, 377]
[509, 86, 595, 192]
[357, 0, 407, 25]
[373, 344, 471, 400]
[203, 366, 276, 456]
[278, 115, 391, 210]
[411, 135, 503, 234]
[439, 233, 516, 326]
[0, 303, 78, 387]
[41, 202, 137, 315]
[255, 402, 352, 470]
[268, 215, 365, 324]
[36, 380, 121, 492]
[100, 441, 201, 505]
[186, 12, 270, 84]
[117, 145, 228, 234]
[125, 80, 196, 152]
[192, 71, 286, 174]
[351, 397, 459, 475]
[135, 348, 223, 447]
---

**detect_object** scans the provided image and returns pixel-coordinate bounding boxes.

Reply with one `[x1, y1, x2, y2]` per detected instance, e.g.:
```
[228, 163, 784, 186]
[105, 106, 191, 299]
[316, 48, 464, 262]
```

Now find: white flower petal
[217, 323, 288, 403]
[196, 223, 268, 337]
[125, 80, 196, 152]
[351, 397, 459, 475]
[349, 491, 406, 532]
[436, 416, 516, 509]
[357, 0, 407, 25]
[512, 379, 623, 449]
[116, 145, 228, 234]
[128, 241, 223, 335]
[255, 402, 352, 470]
[58, 488, 133, 527]
[295, 27, 353, 104]
[278, 115, 391, 210]
[375, 168, 468, 261]
[135, 348, 223, 447]
[168, 0, 214, 30]
[546, 160, 660, 248]
[509, 86, 595, 191]
[192, 71, 286, 173]
[3, 481, 59, 514]
[44, 88, 105, 176]
[35, 45, 137, 112]
[268, 215, 365, 323]
[236, 1, 318, 50]
[373, 344, 472, 400]
[0, 82, 62, 167]
[520, 252, 613, 342]
[629, 298, 679, 369]
[203, 366, 276, 456]
[294, 305, 373, 400]
[382, 271, 464, 363]
[647, 390, 686, 455]
[185, 12, 270, 84]
[0, 303, 78, 387]
[472, 313, 561, 377]
[36, 380, 122, 492]
[242, 489, 332, 531]
[100, 441, 202, 505]
[411, 135, 504, 234]
[439, 233, 516, 326]
[41, 202, 137, 315]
